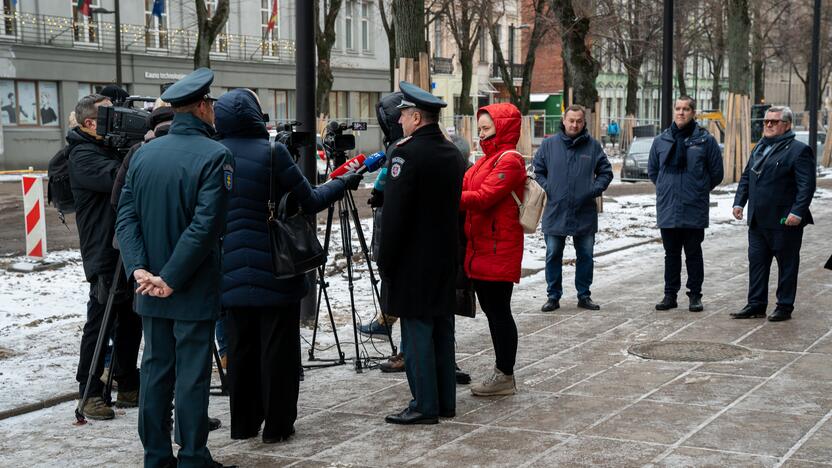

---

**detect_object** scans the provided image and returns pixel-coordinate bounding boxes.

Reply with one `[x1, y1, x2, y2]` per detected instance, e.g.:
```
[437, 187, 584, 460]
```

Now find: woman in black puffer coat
[216, 89, 359, 443]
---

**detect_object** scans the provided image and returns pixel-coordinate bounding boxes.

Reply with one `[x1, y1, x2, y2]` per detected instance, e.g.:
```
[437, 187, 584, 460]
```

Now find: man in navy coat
[116, 68, 235, 468]
[731, 106, 816, 322]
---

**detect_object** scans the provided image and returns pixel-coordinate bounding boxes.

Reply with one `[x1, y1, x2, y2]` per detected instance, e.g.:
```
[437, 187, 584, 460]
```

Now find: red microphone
[328, 153, 366, 179]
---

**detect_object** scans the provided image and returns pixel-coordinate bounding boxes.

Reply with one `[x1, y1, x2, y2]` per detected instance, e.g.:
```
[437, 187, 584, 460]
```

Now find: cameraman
[68, 94, 142, 419]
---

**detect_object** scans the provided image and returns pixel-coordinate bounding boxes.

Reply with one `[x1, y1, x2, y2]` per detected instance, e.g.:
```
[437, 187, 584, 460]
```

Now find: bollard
[21, 175, 47, 258]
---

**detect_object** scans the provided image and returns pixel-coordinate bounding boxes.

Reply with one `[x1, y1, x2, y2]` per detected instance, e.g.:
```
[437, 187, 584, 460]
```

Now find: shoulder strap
[268, 141, 276, 220]
[493, 150, 524, 208]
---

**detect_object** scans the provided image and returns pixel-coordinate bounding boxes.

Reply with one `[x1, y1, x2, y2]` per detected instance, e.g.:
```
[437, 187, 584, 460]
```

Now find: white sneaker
[470, 367, 517, 396]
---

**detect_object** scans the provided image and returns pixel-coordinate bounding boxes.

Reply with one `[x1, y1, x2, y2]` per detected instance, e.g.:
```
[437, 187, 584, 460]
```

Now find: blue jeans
[215, 313, 228, 358]
[545, 233, 595, 300]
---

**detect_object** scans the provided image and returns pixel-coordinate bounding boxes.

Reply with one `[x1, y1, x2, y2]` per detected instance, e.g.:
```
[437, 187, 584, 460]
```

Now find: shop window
[1, 79, 60, 127]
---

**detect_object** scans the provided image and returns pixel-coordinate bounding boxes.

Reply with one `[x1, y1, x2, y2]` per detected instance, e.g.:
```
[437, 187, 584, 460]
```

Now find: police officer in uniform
[116, 68, 235, 468]
[378, 81, 465, 425]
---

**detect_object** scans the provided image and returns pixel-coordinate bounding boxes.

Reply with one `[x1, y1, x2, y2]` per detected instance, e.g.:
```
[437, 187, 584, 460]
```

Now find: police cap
[161, 68, 216, 107]
[397, 81, 447, 112]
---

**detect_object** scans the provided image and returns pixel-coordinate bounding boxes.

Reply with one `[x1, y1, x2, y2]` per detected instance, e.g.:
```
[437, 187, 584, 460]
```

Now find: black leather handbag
[267, 142, 326, 279]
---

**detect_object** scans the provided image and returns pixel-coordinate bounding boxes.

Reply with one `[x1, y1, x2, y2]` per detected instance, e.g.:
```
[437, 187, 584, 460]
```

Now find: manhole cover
[628, 340, 752, 362]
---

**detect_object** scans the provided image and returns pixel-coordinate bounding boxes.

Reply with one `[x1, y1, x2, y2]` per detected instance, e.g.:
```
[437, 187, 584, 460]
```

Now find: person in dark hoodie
[68, 94, 142, 419]
[216, 88, 361, 443]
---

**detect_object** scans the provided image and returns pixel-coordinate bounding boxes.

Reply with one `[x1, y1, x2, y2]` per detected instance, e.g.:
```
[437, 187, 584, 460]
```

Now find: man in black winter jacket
[68, 94, 142, 419]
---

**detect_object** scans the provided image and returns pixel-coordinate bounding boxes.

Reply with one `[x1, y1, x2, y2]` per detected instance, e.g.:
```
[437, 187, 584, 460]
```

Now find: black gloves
[367, 188, 384, 208]
[337, 171, 362, 191]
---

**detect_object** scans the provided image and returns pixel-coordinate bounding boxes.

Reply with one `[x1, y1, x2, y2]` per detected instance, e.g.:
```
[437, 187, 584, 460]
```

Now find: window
[360, 1, 369, 52]
[492, 26, 501, 65]
[355, 92, 378, 119]
[206, 0, 228, 54]
[261, 0, 278, 57]
[0, 80, 60, 127]
[479, 29, 487, 62]
[78, 82, 107, 102]
[2, 0, 17, 37]
[433, 17, 442, 57]
[345, 0, 354, 50]
[72, 0, 101, 45]
[329, 91, 348, 118]
[145, 0, 168, 49]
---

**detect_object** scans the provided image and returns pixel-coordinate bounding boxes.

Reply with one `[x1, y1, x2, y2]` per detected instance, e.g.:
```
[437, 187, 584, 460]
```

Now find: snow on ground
[1, 187, 830, 414]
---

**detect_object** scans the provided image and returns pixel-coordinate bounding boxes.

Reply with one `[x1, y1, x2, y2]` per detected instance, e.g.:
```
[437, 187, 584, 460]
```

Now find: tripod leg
[211, 340, 228, 396]
[345, 192, 397, 355]
[339, 199, 363, 372]
[75, 257, 123, 423]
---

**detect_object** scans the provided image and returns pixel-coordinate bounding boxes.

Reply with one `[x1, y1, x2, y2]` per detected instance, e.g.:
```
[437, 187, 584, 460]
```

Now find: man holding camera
[116, 68, 234, 468]
[68, 94, 142, 420]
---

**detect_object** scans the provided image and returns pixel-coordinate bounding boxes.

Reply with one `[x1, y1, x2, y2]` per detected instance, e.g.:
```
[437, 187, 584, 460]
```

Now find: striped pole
[21, 175, 47, 258]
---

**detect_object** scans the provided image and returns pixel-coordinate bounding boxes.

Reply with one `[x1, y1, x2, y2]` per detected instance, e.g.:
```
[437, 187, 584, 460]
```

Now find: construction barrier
[21, 175, 47, 258]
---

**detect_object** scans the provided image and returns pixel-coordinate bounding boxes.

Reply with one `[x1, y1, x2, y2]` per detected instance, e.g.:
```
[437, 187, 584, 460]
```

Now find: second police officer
[378, 81, 465, 425]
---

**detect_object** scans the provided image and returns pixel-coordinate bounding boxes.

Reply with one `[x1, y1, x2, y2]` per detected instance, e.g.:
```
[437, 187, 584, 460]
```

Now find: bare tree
[750, 1, 789, 103]
[553, 0, 599, 108]
[314, 0, 343, 117]
[701, 0, 726, 109]
[727, 0, 751, 95]
[440, 0, 485, 115]
[486, 0, 553, 114]
[379, 0, 396, 90]
[394, 0, 426, 60]
[193, 0, 230, 69]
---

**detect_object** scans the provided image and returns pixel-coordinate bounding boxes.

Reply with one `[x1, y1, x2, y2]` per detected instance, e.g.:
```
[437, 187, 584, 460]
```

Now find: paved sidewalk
[1, 198, 831, 467]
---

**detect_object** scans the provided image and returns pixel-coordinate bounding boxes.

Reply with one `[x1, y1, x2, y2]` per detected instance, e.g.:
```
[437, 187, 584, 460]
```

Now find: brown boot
[379, 353, 405, 373]
[82, 396, 115, 420]
[115, 389, 139, 408]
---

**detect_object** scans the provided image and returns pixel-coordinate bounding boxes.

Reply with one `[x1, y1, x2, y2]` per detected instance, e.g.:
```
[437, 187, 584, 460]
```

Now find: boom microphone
[329, 153, 367, 179]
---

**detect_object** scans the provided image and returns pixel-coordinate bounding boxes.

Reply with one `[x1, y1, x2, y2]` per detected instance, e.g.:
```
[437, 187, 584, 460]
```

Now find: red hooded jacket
[460, 103, 526, 283]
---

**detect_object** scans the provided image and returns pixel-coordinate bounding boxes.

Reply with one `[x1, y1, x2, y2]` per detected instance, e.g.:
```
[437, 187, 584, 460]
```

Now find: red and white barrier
[21, 175, 47, 258]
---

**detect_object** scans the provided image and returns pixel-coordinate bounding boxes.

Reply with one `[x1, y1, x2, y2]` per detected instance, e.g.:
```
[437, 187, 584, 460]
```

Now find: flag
[10, 0, 16, 8]
[267, 0, 277, 33]
[76, 0, 91, 16]
[152, 0, 165, 18]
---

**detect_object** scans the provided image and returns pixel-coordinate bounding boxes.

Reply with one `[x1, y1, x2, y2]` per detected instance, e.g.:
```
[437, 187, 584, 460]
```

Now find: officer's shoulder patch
[391, 156, 406, 179]
[396, 136, 413, 147]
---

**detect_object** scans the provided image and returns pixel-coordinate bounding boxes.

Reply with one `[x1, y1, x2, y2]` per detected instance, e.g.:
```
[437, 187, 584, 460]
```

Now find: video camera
[324, 121, 367, 154]
[96, 96, 156, 153]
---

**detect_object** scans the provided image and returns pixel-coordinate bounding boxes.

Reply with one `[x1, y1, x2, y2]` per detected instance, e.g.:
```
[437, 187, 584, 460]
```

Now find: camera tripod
[306, 188, 397, 372]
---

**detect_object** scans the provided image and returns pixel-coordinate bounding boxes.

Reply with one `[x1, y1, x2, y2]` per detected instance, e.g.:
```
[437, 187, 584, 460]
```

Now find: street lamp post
[91, 1, 122, 87]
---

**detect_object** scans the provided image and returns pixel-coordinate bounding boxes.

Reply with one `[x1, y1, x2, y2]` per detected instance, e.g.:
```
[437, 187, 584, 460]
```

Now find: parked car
[793, 131, 826, 165]
[620, 137, 653, 182]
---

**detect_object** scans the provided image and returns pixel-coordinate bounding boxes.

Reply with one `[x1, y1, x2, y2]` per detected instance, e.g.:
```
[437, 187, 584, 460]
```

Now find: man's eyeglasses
[763, 119, 786, 126]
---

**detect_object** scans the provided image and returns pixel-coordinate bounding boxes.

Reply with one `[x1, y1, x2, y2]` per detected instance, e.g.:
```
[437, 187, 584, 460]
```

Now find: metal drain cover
[628, 340, 752, 362]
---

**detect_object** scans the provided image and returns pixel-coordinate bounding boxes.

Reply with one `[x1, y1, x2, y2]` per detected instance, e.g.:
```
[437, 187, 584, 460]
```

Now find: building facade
[0, 0, 390, 169]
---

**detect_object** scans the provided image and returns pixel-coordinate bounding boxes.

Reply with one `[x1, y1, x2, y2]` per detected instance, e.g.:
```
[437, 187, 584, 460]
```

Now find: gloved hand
[368, 188, 384, 208]
[337, 171, 362, 191]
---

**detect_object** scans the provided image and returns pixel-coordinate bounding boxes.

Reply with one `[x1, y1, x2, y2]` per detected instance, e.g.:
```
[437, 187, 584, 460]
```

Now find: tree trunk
[314, 0, 343, 117]
[193, 0, 230, 70]
[750, 3, 765, 103]
[458, 49, 476, 115]
[625, 59, 642, 115]
[394, 0, 425, 59]
[710, 61, 723, 109]
[379, 0, 396, 91]
[553, 0, 598, 108]
[753, 59, 764, 104]
[727, 0, 750, 94]
[709, 0, 726, 109]
[674, 4, 687, 97]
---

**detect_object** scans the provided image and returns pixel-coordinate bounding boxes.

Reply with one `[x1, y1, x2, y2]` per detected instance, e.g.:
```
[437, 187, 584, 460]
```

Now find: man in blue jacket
[533, 105, 613, 312]
[731, 106, 816, 322]
[116, 68, 235, 468]
[648, 96, 724, 312]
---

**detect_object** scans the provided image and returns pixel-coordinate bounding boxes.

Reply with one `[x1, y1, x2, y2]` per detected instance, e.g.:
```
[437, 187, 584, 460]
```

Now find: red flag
[76, 0, 92, 16]
[267, 0, 277, 32]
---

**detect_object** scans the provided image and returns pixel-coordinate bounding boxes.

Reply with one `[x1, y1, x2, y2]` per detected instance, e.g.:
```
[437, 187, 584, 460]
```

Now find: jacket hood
[66, 126, 99, 147]
[376, 92, 404, 149]
[215, 88, 269, 138]
[477, 103, 521, 155]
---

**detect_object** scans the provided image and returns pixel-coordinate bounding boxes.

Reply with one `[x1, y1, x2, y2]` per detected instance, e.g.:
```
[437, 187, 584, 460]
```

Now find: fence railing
[0, 12, 295, 63]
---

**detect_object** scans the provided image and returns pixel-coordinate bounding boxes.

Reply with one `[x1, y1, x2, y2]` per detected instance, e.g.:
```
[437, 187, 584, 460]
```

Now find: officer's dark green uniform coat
[116, 111, 233, 321]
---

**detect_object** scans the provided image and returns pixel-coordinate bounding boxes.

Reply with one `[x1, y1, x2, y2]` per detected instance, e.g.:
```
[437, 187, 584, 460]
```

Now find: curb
[0, 392, 77, 421]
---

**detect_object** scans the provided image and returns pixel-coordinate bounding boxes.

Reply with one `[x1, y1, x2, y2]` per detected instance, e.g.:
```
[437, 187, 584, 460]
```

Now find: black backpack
[47, 146, 75, 219]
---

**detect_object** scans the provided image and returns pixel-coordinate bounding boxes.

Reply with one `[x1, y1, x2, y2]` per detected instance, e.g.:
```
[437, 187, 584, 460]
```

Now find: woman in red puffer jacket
[460, 102, 526, 396]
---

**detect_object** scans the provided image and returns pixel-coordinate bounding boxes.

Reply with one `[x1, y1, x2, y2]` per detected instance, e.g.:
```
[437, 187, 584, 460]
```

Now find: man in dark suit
[377, 81, 465, 425]
[731, 106, 816, 322]
[116, 68, 235, 468]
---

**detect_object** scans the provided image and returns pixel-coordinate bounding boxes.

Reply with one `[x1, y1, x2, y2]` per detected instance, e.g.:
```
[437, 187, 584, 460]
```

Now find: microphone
[373, 167, 388, 192]
[361, 151, 386, 173]
[328, 153, 367, 179]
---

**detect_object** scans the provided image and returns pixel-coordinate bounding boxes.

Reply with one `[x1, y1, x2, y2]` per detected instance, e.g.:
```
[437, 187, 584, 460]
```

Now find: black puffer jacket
[66, 127, 122, 281]
[216, 89, 349, 308]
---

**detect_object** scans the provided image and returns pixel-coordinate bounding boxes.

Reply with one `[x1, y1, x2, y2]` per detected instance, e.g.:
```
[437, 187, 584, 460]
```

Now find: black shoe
[263, 426, 295, 444]
[541, 299, 560, 312]
[730, 304, 767, 319]
[384, 407, 438, 425]
[577, 297, 600, 310]
[160, 457, 177, 468]
[655, 295, 678, 311]
[688, 293, 703, 312]
[767, 307, 792, 322]
[208, 417, 222, 431]
[439, 409, 455, 418]
[455, 364, 471, 385]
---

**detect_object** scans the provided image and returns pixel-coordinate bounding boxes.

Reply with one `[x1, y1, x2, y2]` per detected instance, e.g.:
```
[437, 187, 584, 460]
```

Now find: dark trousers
[545, 233, 595, 300]
[76, 282, 141, 398]
[226, 304, 301, 440]
[660, 228, 705, 296]
[400, 314, 455, 418]
[139, 316, 214, 468]
[748, 226, 804, 310]
[473, 280, 517, 375]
